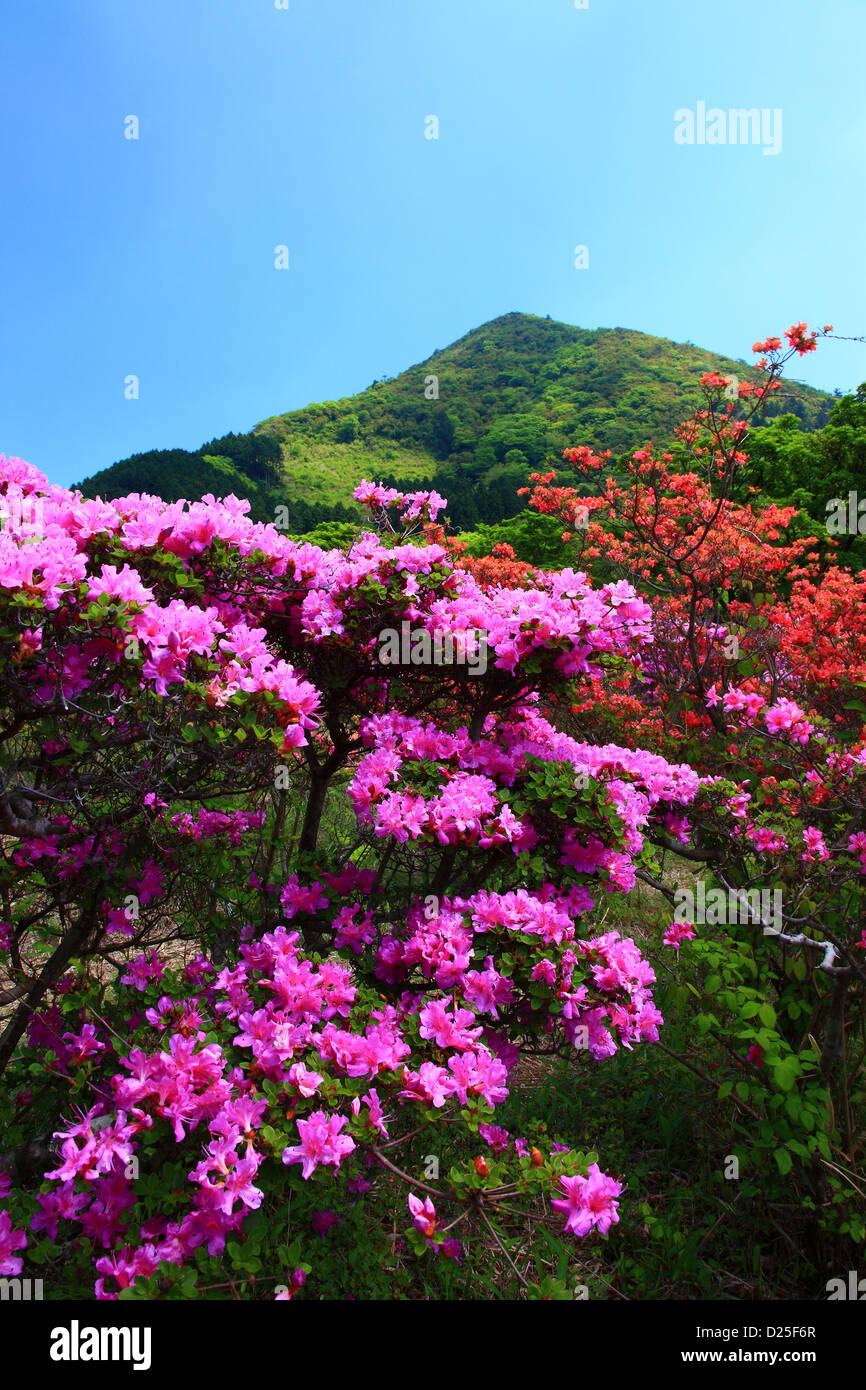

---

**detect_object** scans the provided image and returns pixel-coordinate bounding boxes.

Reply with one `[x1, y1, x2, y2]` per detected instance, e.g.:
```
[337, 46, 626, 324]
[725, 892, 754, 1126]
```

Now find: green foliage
[76, 433, 289, 527]
[297, 520, 364, 550]
[335, 414, 360, 443]
[499, 899, 861, 1300]
[455, 512, 574, 568]
[735, 388, 866, 567]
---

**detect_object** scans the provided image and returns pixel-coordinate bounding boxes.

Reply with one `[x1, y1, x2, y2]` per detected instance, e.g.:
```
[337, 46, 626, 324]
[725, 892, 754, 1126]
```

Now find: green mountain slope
[77, 312, 834, 532]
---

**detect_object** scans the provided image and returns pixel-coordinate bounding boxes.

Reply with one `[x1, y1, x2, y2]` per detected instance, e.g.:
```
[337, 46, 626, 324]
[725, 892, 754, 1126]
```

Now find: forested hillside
[76, 313, 835, 534]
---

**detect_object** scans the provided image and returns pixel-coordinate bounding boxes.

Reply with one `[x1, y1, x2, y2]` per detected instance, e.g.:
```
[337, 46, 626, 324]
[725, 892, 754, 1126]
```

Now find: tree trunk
[298, 775, 328, 857]
[820, 973, 849, 1084]
[0, 902, 100, 1078]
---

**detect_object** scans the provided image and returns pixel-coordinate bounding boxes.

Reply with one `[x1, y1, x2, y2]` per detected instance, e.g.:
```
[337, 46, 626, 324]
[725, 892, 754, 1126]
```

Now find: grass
[275, 437, 435, 507]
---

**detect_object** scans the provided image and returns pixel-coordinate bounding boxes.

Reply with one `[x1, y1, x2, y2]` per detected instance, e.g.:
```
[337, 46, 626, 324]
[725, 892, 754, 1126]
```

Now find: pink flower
[60, 1023, 106, 1065]
[551, 1164, 622, 1238]
[287, 1062, 323, 1098]
[0, 1209, 27, 1275]
[121, 950, 166, 992]
[764, 698, 814, 744]
[279, 876, 330, 919]
[478, 1123, 510, 1153]
[399, 1062, 452, 1108]
[663, 921, 696, 950]
[281, 1111, 355, 1180]
[849, 832, 866, 873]
[356, 1088, 388, 1137]
[802, 827, 829, 863]
[86, 563, 154, 606]
[31, 1182, 90, 1239]
[438, 1237, 462, 1264]
[747, 825, 788, 854]
[408, 1193, 436, 1237]
[275, 1268, 306, 1299]
[418, 998, 482, 1049]
[531, 958, 557, 986]
[311, 1209, 339, 1236]
[135, 860, 165, 905]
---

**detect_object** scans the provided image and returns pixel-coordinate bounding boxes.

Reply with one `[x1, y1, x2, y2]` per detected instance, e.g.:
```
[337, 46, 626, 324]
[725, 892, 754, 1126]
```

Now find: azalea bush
[0, 460, 704, 1298]
[519, 324, 866, 1260]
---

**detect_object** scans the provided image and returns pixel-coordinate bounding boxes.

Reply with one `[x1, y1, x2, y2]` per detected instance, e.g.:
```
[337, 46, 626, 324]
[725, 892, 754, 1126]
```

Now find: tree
[521, 325, 866, 1098]
[431, 409, 457, 459]
[0, 460, 691, 1298]
[335, 414, 360, 443]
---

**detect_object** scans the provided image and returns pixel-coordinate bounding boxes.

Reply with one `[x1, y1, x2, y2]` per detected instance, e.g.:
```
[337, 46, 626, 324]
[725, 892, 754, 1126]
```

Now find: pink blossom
[551, 1164, 622, 1238]
[408, 1193, 436, 1237]
[663, 922, 696, 951]
[281, 1112, 355, 1180]
[0, 1210, 28, 1275]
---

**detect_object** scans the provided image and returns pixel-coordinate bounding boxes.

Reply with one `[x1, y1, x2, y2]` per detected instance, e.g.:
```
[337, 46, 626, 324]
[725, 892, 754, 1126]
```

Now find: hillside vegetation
[77, 312, 835, 533]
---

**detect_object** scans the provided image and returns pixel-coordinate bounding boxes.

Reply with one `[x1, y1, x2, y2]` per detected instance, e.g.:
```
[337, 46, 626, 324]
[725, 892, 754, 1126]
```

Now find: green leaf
[772, 1059, 799, 1092]
[786, 1139, 810, 1159]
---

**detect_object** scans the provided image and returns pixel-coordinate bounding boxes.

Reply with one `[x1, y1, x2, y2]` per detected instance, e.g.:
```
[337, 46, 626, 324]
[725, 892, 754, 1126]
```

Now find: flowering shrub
[0, 458, 704, 1298]
[521, 325, 866, 988]
[519, 327, 866, 1254]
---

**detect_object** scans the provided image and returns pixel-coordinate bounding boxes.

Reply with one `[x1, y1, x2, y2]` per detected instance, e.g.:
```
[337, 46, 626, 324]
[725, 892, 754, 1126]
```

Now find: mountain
[76, 312, 835, 533]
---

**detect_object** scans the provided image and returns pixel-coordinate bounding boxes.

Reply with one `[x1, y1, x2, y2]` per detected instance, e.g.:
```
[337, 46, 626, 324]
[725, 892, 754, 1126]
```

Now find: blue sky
[2, 0, 865, 489]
